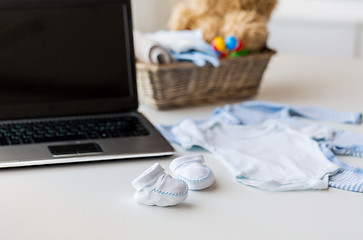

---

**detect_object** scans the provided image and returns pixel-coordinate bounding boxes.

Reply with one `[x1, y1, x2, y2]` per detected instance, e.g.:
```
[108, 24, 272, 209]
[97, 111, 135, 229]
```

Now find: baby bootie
[170, 154, 215, 190]
[132, 163, 188, 207]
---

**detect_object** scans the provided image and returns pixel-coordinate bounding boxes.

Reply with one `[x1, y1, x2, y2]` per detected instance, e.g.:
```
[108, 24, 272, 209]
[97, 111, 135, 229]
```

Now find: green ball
[229, 49, 250, 58]
[229, 52, 240, 58]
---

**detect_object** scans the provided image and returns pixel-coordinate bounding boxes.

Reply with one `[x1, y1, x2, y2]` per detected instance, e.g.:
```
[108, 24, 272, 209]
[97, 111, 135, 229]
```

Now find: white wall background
[268, 0, 363, 59]
[131, 0, 178, 32]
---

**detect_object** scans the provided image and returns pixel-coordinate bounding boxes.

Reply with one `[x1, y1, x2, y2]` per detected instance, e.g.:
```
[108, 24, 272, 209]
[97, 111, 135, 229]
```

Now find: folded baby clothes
[148, 29, 215, 55]
[145, 29, 220, 67]
[133, 30, 174, 64]
[170, 155, 215, 190]
[172, 50, 220, 67]
[132, 163, 188, 207]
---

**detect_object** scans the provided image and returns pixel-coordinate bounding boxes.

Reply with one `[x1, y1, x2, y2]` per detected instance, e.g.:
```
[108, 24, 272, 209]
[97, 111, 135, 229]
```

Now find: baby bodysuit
[170, 119, 340, 191]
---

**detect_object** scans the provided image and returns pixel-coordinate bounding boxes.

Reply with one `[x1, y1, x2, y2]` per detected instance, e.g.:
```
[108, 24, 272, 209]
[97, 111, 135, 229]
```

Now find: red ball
[219, 52, 228, 59]
[235, 39, 244, 51]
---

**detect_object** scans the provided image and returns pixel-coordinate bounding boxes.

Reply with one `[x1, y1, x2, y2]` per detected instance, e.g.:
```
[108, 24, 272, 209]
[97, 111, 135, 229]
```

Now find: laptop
[0, 0, 175, 168]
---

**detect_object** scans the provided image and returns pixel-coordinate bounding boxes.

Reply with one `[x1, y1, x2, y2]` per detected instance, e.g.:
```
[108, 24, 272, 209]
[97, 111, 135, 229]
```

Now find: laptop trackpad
[48, 143, 103, 156]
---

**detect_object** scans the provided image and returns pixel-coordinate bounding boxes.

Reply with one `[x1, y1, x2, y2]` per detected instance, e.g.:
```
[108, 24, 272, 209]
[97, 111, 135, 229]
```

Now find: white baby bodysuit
[171, 119, 340, 191]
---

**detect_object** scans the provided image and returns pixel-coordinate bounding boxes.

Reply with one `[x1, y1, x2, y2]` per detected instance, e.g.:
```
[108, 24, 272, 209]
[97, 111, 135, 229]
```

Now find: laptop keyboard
[0, 116, 150, 146]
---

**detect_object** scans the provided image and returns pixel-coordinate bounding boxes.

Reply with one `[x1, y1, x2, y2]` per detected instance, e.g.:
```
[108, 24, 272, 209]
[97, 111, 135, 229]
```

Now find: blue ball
[225, 36, 238, 50]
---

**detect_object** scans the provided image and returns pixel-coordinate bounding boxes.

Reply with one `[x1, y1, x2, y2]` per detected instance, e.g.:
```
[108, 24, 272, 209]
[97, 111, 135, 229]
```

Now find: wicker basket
[136, 49, 275, 109]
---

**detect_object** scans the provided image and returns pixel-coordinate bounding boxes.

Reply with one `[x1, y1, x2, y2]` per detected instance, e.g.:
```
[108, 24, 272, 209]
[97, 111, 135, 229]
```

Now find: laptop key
[21, 137, 33, 144]
[99, 132, 109, 138]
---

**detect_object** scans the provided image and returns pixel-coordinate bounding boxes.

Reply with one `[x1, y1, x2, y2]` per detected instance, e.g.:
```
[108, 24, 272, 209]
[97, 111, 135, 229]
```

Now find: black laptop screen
[0, 0, 137, 120]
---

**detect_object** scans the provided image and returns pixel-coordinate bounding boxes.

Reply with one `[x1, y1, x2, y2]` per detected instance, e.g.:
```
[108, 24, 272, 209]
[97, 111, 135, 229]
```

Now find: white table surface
[1, 54, 363, 240]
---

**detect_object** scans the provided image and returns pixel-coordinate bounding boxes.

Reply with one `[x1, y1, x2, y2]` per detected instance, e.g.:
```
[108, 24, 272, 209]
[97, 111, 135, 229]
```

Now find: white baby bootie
[170, 154, 215, 190]
[132, 163, 188, 207]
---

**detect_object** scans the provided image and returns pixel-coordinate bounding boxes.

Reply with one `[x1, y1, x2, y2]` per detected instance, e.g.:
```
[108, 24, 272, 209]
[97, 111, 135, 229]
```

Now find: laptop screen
[0, 0, 137, 120]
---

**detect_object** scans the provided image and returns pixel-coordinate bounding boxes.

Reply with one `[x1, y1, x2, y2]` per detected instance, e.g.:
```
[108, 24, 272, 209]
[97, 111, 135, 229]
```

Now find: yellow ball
[211, 36, 226, 52]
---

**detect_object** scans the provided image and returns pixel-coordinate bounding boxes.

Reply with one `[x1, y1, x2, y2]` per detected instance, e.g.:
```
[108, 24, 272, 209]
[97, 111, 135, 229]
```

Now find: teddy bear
[168, 0, 277, 51]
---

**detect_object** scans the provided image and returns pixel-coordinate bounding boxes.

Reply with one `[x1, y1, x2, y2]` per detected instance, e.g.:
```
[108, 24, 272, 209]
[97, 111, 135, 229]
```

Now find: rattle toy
[212, 36, 247, 58]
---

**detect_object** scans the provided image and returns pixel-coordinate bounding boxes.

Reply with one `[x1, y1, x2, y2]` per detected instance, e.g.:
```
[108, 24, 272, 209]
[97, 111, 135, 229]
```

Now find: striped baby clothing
[320, 144, 363, 193]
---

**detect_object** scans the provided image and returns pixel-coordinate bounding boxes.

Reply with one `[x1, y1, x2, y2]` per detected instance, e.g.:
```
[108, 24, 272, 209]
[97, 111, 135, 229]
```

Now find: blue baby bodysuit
[157, 101, 363, 193]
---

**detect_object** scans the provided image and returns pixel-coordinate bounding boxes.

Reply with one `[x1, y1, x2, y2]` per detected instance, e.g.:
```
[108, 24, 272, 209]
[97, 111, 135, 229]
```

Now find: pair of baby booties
[132, 154, 215, 207]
